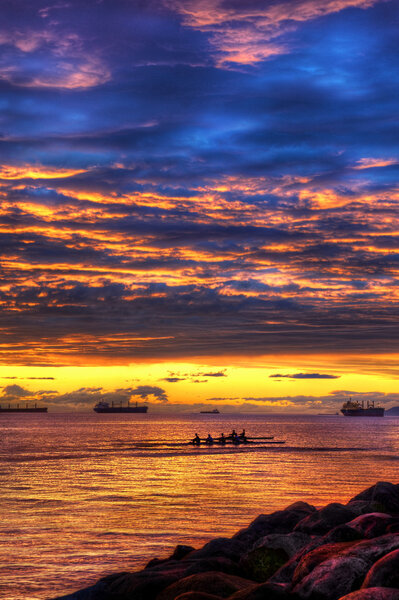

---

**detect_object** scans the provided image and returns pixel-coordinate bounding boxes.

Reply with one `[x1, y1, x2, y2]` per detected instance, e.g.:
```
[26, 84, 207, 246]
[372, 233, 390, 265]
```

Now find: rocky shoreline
[55, 482, 399, 600]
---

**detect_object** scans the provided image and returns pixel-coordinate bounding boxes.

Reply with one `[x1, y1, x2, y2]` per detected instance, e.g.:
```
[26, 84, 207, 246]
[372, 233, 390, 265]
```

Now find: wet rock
[322, 524, 364, 544]
[157, 571, 254, 600]
[240, 546, 290, 582]
[253, 532, 313, 558]
[229, 581, 296, 600]
[54, 569, 185, 600]
[268, 538, 323, 585]
[292, 541, 359, 586]
[346, 513, 394, 539]
[362, 548, 399, 589]
[234, 502, 315, 546]
[294, 503, 357, 535]
[185, 538, 246, 562]
[184, 556, 245, 577]
[338, 589, 399, 600]
[348, 483, 399, 515]
[173, 546, 197, 560]
[175, 593, 223, 600]
[293, 534, 399, 600]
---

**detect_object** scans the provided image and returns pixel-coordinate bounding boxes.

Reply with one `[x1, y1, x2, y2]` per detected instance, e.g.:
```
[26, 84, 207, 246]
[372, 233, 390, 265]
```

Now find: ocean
[0, 412, 398, 600]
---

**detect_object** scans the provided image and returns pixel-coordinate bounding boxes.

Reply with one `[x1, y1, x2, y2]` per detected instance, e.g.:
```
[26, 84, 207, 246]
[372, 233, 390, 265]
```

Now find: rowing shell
[188, 440, 285, 445]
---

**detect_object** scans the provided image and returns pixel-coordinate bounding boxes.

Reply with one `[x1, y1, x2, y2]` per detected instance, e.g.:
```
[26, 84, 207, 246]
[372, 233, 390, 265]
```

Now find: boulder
[293, 534, 399, 600]
[294, 503, 357, 535]
[362, 549, 399, 589]
[253, 533, 313, 558]
[229, 582, 296, 600]
[175, 594, 222, 600]
[292, 542, 359, 586]
[338, 588, 399, 600]
[234, 502, 315, 546]
[322, 524, 364, 544]
[157, 571, 254, 600]
[184, 556, 246, 577]
[348, 483, 399, 515]
[240, 546, 290, 582]
[347, 513, 394, 538]
[185, 538, 246, 562]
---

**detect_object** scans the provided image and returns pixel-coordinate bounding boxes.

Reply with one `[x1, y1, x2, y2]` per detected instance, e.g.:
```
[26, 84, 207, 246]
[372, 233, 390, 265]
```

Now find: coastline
[54, 481, 399, 600]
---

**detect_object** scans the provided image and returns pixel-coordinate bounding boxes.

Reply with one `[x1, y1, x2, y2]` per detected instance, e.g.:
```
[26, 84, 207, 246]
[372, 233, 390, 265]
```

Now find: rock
[173, 545, 197, 560]
[175, 594, 223, 600]
[348, 483, 399, 515]
[184, 556, 246, 577]
[157, 571, 254, 600]
[338, 588, 399, 600]
[234, 502, 315, 546]
[292, 541, 360, 586]
[253, 532, 313, 558]
[347, 513, 394, 539]
[362, 549, 399, 589]
[185, 538, 246, 562]
[292, 534, 399, 600]
[322, 524, 364, 544]
[229, 581, 296, 600]
[240, 546, 290, 582]
[294, 503, 357, 535]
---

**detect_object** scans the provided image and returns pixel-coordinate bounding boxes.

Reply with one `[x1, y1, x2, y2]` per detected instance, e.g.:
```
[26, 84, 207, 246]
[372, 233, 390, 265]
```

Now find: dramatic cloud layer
[1, 0, 399, 367]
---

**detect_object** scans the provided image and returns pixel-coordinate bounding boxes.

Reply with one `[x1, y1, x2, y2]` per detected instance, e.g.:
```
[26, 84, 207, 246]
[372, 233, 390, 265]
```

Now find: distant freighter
[0, 403, 48, 413]
[341, 399, 384, 417]
[200, 408, 220, 414]
[93, 401, 148, 413]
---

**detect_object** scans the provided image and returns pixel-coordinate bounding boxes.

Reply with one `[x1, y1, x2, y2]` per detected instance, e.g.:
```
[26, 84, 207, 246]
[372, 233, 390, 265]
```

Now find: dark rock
[173, 546, 197, 560]
[184, 557, 246, 578]
[185, 538, 246, 562]
[268, 538, 323, 585]
[294, 503, 357, 535]
[175, 593, 222, 600]
[157, 571, 254, 600]
[234, 502, 315, 546]
[322, 524, 364, 544]
[348, 483, 399, 515]
[253, 533, 313, 558]
[347, 513, 394, 539]
[338, 589, 399, 600]
[229, 581, 296, 600]
[240, 546, 289, 582]
[362, 549, 399, 589]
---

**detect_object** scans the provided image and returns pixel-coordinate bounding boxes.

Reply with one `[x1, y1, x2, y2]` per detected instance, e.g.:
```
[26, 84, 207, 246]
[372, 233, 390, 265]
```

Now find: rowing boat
[188, 440, 285, 446]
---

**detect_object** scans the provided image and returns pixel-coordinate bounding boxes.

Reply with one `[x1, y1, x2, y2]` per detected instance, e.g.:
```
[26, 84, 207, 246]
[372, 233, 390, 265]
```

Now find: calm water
[0, 412, 398, 600]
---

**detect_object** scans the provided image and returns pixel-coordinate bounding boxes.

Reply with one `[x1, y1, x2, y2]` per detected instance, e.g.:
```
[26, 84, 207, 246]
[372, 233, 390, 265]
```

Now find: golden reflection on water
[0, 413, 398, 600]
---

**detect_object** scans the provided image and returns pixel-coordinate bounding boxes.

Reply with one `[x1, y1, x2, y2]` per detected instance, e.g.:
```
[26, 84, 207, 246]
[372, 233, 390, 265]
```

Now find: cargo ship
[93, 401, 148, 413]
[0, 403, 47, 413]
[200, 408, 220, 414]
[341, 399, 384, 417]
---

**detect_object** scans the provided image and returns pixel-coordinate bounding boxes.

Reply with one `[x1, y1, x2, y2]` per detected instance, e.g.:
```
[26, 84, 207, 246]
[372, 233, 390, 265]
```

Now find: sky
[1, 0, 399, 412]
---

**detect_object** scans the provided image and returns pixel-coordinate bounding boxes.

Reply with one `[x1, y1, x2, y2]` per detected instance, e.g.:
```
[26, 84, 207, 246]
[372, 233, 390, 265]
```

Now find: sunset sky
[1, 0, 399, 411]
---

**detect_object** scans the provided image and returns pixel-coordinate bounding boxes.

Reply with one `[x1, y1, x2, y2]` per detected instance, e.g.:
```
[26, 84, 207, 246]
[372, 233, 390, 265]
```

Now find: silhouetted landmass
[54, 482, 399, 600]
[386, 407, 399, 416]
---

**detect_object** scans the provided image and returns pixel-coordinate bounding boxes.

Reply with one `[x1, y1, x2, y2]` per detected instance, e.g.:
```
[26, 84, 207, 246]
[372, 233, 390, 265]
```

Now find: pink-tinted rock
[362, 549, 399, 589]
[338, 588, 399, 600]
[294, 503, 357, 535]
[293, 534, 399, 600]
[292, 541, 359, 585]
[157, 571, 254, 600]
[348, 513, 394, 538]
